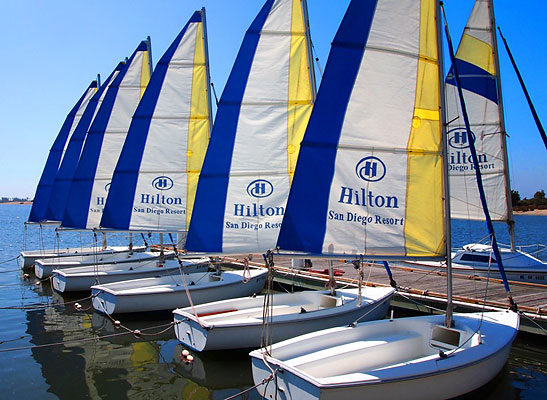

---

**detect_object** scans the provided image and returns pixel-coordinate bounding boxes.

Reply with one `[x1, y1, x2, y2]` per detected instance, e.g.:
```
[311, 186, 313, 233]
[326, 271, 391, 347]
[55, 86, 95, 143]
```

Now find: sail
[277, 0, 445, 258]
[29, 80, 98, 223]
[45, 65, 123, 223]
[186, 0, 316, 253]
[100, 11, 212, 233]
[61, 41, 152, 229]
[445, 0, 510, 222]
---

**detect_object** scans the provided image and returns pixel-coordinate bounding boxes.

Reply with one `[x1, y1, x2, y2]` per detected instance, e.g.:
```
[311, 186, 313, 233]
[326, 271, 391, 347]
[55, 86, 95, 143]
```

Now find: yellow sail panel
[186, 21, 211, 227]
[456, 33, 495, 76]
[140, 50, 151, 98]
[405, 0, 445, 257]
[287, 0, 314, 182]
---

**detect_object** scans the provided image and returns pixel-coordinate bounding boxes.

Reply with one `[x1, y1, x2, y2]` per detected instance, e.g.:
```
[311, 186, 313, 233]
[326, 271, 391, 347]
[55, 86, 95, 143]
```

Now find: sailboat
[404, 0, 547, 283]
[28, 80, 98, 225]
[21, 79, 101, 269]
[91, 6, 275, 313]
[53, 11, 215, 292]
[249, 0, 519, 398]
[172, 0, 394, 352]
[46, 41, 186, 287]
[21, 62, 148, 270]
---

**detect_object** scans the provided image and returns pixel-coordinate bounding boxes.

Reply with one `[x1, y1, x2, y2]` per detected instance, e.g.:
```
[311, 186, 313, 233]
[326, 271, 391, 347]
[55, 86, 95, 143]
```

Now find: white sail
[445, 0, 511, 222]
[277, 0, 445, 259]
[100, 11, 212, 233]
[61, 41, 152, 229]
[186, 0, 316, 253]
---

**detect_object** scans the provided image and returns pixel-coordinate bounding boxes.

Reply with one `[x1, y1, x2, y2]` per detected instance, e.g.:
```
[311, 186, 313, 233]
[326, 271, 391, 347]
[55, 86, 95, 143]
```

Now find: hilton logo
[355, 156, 386, 182]
[448, 128, 476, 149]
[247, 179, 273, 198]
[152, 176, 174, 191]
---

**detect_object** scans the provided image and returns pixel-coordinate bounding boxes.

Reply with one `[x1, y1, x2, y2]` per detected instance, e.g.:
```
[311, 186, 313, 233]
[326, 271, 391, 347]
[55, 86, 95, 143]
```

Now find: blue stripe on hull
[277, 0, 378, 253]
[446, 59, 498, 104]
[186, 1, 275, 252]
[101, 13, 201, 230]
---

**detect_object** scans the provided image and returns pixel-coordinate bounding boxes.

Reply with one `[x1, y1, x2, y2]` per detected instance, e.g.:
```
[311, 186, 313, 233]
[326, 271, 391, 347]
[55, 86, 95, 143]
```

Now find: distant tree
[533, 190, 547, 206]
[511, 190, 521, 206]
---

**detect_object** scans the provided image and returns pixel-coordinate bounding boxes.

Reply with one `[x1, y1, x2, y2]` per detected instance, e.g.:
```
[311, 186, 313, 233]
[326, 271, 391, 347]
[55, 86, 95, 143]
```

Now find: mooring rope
[222, 372, 275, 400]
[0, 255, 20, 267]
[0, 321, 176, 353]
[0, 292, 98, 311]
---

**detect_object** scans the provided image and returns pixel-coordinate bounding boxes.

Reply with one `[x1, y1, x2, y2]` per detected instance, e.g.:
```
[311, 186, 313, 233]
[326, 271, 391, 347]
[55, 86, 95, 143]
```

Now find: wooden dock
[222, 256, 547, 336]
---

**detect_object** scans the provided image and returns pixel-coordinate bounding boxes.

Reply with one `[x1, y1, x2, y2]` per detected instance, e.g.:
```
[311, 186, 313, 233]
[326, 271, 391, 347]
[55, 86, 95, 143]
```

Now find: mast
[201, 7, 214, 133]
[97, 74, 101, 88]
[146, 36, 153, 73]
[438, 0, 453, 328]
[301, 0, 317, 100]
[497, 29, 547, 151]
[489, 0, 515, 252]
[442, 2, 516, 309]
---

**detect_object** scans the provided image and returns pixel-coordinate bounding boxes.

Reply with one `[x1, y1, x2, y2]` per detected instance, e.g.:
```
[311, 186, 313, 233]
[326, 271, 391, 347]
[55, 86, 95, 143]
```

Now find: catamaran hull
[250, 312, 518, 400]
[51, 258, 210, 292]
[91, 269, 268, 314]
[173, 287, 394, 351]
[34, 250, 169, 279]
[403, 244, 547, 284]
[19, 245, 146, 269]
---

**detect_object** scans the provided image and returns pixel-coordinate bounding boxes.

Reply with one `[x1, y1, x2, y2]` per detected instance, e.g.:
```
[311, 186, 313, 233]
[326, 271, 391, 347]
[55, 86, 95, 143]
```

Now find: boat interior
[194, 292, 356, 324]
[270, 319, 478, 383]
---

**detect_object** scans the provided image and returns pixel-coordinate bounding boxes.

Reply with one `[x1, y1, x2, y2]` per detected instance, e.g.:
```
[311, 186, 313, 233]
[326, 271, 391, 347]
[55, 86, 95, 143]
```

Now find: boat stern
[34, 260, 52, 279]
[250, 350, 321, 400]
[91, 287, 117, 315]
[173, 310, 211, 351]
[51, 272, 67, 292]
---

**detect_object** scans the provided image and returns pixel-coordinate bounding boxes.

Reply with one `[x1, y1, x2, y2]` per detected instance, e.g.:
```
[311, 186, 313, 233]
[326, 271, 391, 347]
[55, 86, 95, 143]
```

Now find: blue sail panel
[29, 80, 97, 223]
[185, 1, 276, 252]
[446, 59, 498, 104]
[277, 0, 378, 253]
[44, 65, 122, 223]
[101, 11, 203, 231]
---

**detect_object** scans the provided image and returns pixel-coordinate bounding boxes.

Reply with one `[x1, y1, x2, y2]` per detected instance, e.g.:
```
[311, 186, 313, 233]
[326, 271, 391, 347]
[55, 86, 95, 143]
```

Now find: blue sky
[0, 0, 545, 199]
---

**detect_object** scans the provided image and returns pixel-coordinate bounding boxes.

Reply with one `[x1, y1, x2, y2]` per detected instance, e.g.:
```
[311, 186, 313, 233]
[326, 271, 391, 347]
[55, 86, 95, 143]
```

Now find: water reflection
[25, 296, 261, 399]
[3, 206, 545, 399]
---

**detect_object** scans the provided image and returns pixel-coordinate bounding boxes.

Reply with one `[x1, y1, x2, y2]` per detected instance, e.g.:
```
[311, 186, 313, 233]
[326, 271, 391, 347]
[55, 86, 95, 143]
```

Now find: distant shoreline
[1, 201, 545, 215]
[513, 209, 547, 216]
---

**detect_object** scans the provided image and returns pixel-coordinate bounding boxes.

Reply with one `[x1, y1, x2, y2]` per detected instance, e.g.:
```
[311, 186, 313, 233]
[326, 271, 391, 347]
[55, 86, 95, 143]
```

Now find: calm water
[0, 204, 545, 399]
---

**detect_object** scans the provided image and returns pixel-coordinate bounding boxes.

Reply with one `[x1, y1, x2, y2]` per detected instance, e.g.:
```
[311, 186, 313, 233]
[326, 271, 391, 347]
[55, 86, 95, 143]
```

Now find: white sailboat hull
[250, 311, 519, 400]
[403, 243, 547, 283]
[51, 257, 211, 292]
[34, 250, 171, 279]
[173, 287, 394, 351]
[19, 245, 146, 269]
[91, 269, 268, 314]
